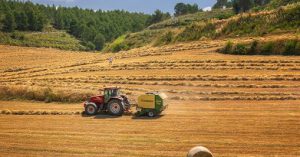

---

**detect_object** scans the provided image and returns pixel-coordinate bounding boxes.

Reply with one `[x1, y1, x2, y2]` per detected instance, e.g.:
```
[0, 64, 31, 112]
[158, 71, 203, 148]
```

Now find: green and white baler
[135, 92, 168, 117]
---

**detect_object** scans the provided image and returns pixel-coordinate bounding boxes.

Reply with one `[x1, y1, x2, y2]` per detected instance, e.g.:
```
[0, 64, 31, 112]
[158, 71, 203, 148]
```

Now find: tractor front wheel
[85, 104, 98, 115]
[107, 100, 124, 116]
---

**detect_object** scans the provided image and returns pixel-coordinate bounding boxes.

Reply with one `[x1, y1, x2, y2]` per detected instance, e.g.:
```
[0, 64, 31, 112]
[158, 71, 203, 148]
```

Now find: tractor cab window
[111, 89, 119, 97]
[104, 88, 120, 100]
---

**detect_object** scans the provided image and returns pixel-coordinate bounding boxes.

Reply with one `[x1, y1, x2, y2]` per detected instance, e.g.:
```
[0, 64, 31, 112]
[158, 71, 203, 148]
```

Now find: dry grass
[0, 100, 299, 157]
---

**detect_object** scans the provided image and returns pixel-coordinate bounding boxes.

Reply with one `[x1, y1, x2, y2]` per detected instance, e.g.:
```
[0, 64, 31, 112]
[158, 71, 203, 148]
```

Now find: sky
[29, 0, 217, 14]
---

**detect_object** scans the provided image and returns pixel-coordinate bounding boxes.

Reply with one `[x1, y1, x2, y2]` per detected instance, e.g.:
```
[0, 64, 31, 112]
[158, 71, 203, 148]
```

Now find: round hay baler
[135, 92, 168, 117]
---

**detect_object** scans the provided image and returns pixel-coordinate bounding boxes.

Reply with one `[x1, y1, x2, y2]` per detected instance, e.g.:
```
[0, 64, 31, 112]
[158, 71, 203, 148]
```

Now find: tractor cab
[104, 87, 120, 103]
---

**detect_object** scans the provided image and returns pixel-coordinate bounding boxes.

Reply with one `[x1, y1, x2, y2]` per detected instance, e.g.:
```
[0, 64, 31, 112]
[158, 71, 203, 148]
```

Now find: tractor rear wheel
[107, 99, 124, 116]
[85, 104, 97, 115]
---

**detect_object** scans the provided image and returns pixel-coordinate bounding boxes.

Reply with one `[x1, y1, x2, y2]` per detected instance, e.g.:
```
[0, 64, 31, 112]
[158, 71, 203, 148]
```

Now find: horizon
[28, 0, 217, 14]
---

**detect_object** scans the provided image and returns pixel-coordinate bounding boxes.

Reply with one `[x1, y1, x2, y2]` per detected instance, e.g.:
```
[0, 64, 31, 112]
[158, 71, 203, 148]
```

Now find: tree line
[174, 3, 203, 16]
[213, 0, 273, 13]
[146, 3, 203, 25]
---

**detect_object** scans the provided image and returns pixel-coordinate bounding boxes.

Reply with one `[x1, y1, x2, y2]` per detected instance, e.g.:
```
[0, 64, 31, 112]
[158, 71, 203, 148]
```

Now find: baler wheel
[147, 110, 156, 117]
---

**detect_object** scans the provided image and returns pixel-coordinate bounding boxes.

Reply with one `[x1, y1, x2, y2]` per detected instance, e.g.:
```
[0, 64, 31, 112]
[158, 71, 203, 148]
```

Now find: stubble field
[0, 34, 299, 156]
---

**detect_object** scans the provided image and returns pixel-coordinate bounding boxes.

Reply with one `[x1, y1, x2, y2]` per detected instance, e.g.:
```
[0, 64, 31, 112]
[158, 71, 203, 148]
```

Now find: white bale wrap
[187, 146, 213, 157]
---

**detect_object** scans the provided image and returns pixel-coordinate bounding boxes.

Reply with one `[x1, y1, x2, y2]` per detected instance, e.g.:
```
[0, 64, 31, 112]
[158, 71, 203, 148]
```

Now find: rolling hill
[105, 2, 300, 53]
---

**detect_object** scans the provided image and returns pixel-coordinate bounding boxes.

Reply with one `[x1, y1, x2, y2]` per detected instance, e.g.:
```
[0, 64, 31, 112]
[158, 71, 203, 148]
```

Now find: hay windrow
[170, 96, 300, 101]
[0, 110, 82, 115]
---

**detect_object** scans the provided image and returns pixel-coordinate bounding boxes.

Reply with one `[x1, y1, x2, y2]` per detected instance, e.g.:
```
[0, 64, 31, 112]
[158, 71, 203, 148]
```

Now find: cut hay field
[0, 33, 300, 156]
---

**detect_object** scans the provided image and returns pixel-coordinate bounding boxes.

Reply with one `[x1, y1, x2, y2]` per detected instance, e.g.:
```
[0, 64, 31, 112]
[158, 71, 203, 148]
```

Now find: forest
[0, 0, 210, 51]
[0, 0, 150, 50]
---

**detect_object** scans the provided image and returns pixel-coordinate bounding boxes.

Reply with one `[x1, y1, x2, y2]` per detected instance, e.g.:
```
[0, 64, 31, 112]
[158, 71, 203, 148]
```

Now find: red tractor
[83, 87, 130, 116]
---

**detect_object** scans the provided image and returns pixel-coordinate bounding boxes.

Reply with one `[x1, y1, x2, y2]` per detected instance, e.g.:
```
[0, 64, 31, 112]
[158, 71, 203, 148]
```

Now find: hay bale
[187, 146, 213, 157]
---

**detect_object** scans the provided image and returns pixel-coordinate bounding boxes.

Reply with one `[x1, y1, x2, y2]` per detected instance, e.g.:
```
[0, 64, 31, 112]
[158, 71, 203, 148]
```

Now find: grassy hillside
[104, 29, 166, 52]
[267, 0, 300, 8]
[104, 9, 234, 52]
[106, 2, 300, 53]
[148, 9, 234, 30]
[0, 27, 87, 51]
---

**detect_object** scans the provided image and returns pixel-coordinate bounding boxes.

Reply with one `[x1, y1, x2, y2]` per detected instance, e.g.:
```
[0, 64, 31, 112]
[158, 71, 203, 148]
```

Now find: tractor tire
[147, 110, 156, 117]
[107, 99, 124, 116]
[85, 104, 98, 115]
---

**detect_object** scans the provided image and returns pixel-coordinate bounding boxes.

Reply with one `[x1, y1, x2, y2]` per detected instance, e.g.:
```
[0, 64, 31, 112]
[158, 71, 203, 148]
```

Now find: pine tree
[174, 3, 200, 16]
[15, 11, 29, 31]
[232, 0, 253, 13]
[213, 0, 232, 9]
[147, 10, 171, 25]
[175, 3, 188, 16]
[94, 33, 105, 50]
[3, 11, 16, 32]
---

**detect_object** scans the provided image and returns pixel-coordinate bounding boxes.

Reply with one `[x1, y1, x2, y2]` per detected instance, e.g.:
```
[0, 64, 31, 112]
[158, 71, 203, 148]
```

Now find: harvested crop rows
[0, 35, 300, 156]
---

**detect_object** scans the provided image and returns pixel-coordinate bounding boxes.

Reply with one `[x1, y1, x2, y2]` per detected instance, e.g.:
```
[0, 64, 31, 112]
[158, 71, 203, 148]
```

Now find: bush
[261, 42, 274, 55]
[177, 22, 216, 41]
[163, 31, 173, 43]
[84, 41, 96, 51]
[10, 32, 25, 40]
[296, 42, 300, 55]
[222, 41, 233, 54]
[155, 31, 174, 46]
[112, 43, 129, 52]
[219, 39, 300, 56]
[233, 44, 247, 55]
[216, 12, 234, 20]
[248, 40, 258, 55]
[283, 40, 298, 55]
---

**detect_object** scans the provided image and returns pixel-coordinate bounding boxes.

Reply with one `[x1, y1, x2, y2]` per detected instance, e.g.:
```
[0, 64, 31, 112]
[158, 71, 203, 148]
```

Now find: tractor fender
[85, 102, 98, 109]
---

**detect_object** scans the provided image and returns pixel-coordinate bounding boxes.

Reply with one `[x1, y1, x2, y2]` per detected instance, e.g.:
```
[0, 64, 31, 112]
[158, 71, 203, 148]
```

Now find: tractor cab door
[104, 89, 111, 103]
